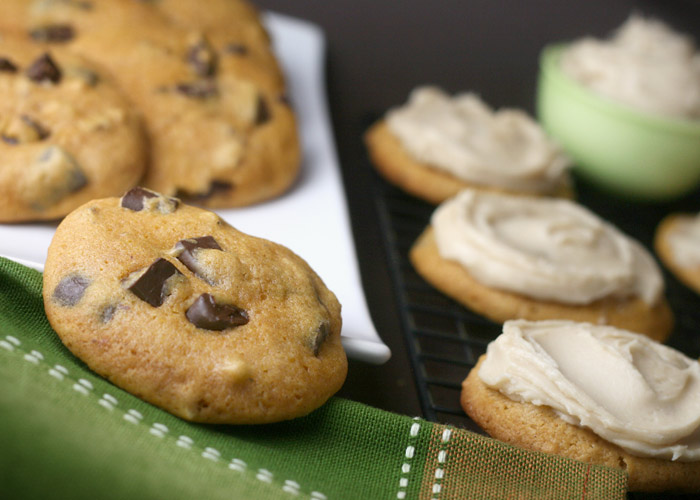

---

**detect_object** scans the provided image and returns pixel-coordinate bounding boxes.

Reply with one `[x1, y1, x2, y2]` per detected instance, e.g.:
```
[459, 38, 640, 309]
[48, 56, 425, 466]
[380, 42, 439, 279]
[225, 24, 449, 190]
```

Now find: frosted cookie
[655, 212, 700, 294]
[409, 189, 673, 341]
[461, 320, 700, 492]
[0, 0, 299, 208]
[365, 86, 572, 204]
[43, 188, 346, 424]
[0, 36, 146, 222]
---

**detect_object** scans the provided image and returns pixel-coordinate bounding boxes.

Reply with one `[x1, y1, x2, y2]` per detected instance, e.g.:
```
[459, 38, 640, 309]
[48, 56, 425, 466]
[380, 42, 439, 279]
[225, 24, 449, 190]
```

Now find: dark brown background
[255, 0, 700, 418]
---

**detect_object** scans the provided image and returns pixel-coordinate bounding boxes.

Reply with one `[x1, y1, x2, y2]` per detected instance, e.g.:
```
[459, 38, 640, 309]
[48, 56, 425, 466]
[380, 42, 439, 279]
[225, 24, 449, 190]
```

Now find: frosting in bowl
[561, 16, 700, 119]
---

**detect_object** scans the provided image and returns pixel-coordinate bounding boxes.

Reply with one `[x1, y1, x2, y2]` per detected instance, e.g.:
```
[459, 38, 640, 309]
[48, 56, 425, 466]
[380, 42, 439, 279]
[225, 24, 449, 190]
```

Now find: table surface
[256, 0, 700, 420]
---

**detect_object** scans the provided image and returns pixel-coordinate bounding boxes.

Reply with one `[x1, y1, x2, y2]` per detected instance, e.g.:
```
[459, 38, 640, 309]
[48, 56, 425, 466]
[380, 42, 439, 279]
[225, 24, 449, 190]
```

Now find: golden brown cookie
[365, 119, 573, 205]
[0, 0, 299, 209]
[655, 213, 700, 294]
[462, 355, 700, 492]
[409, 226, 673, 342]
[43, 188, 347, 424]
[0, 35, 147, 222]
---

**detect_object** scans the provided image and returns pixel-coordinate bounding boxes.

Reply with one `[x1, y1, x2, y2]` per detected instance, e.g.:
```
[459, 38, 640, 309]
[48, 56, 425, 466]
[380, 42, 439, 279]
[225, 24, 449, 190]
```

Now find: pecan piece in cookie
[125, 258, 183, 307]
[185, 293, 248, 331]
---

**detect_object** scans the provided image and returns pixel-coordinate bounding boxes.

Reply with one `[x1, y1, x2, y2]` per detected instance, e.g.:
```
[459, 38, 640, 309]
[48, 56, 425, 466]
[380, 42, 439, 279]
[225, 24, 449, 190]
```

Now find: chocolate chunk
[100, 304, 117, 323]
[127, 258, 182, 307]
[174, 236, 222, 280]
[224, 43, 248, 56]
[309, 320, 330, 356]
[53, 273, 91, 306]
[186, 293, 248, 330]
[29, 24, 75, 43]
[0, 57, 18, 73]
[27, 146, 87, 209]
[255, 95, 271, 125]
[25, 53, 61, 84]
[175, 80, 218, 99]
[187, 36, 217, 77]
[120, 187, 179, 214]
[1, 135, 19, 145]
[21, 115, 51, 140]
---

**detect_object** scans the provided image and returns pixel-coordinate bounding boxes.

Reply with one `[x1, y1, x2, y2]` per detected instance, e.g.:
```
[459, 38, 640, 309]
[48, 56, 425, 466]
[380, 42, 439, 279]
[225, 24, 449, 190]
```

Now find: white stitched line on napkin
[2, 341, 328, 499]
[396, 417, 421, 499]
[429, 428, 452, 500]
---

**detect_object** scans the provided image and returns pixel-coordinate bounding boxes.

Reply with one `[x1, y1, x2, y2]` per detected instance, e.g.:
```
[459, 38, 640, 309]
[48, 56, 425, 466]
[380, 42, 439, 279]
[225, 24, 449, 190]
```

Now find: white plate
[0, 12, 391, 365]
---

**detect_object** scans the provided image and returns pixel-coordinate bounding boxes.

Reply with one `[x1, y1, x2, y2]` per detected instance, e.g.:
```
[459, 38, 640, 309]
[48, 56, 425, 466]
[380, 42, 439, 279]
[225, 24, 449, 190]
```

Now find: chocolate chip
[21, 115, 51, 140]
[174, 236, 222, 280]
[308, 320, 330, 356]
[224, 43, 248, 56]
[53, 273, 91, 306]
[120, 187, 179, 214]
[175, 80, 218, 99]
[126, 258, 182, 307]
[1, 135, 19, 145]
[255, 95, 271, 125]
[27, 146, 87, 209]
[185, 293, 248, 330]
[0, 57, 18, 73]
[29, 24, 75, 43]
[25, 53, 61, 84]
[187, 36, 217, 77]
[100, 304, 117, 323]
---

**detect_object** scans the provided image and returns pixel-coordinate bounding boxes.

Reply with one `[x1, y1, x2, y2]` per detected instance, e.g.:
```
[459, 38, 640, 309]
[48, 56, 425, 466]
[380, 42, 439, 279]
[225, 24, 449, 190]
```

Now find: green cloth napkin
[0, 257, 627, 499]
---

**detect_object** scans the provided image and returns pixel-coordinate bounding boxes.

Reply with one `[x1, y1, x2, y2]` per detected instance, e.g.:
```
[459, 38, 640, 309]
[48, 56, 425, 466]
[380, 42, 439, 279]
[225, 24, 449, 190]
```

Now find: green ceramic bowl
[537, 44, 700, 201]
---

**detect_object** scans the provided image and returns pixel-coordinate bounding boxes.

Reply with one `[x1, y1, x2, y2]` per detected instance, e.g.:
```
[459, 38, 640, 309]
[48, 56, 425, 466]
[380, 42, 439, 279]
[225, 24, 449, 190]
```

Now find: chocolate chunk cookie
[0, 0, 300, 209]
[43, 188, 346, 424]
[0, 35, 147, 222]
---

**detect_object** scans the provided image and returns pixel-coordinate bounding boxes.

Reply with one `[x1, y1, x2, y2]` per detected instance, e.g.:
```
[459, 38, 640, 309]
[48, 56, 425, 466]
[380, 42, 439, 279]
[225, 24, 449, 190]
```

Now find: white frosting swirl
[561, 15, 700, 119]
[385, 86, 570, 194]
[432, 189, 662, 305]
[479, 320, 700, 461]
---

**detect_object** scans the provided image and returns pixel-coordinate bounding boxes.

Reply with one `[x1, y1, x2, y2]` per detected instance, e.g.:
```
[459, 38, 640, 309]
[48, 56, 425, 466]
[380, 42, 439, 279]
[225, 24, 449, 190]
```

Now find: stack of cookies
[0, 1, 348, 425]
[0, 0, 300, 222]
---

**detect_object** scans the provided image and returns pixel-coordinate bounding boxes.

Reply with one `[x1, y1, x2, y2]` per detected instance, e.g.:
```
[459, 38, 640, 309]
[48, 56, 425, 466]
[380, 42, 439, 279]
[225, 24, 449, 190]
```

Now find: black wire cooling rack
[370, 169, 700, 499]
